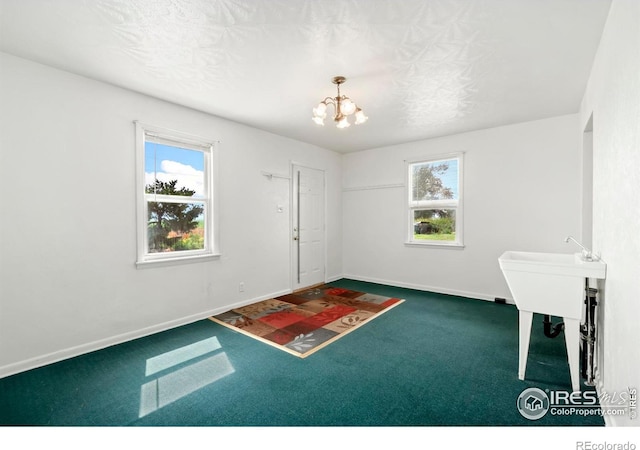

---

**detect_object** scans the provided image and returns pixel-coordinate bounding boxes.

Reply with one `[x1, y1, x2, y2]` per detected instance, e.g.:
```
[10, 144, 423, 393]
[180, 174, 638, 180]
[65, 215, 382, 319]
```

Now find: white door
[292, 165, 325, 290]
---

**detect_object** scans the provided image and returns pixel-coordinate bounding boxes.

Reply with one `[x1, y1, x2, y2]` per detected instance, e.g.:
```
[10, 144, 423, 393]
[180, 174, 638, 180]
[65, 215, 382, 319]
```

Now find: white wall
[0, 53, 342, 376]
[342, 114, 582, 301]
[579, 0, 640, 427]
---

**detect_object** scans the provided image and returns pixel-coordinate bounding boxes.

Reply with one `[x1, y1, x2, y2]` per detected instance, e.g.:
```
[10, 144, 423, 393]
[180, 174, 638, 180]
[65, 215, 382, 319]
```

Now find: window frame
[405, 153, 464, 248]
[135, 121, 220, 267]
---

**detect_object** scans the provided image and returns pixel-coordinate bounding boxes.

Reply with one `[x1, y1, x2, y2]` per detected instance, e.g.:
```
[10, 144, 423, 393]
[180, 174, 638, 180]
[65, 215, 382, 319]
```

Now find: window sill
[404, 241, 465, 249]
[136, 253, 221, 269]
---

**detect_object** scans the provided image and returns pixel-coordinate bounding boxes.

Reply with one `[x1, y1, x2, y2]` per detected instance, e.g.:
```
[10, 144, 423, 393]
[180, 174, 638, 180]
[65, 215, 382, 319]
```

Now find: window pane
[145, 142, 206, 199]
[413, 209, 456, 241]
[147, 201, 205, 253]
[411, 159, 458, 201]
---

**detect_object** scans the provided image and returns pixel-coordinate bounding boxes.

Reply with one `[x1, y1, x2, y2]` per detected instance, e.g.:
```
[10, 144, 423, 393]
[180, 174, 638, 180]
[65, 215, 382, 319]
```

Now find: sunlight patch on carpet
[209, 285, 404, 358]
[139, 337, 234, 418]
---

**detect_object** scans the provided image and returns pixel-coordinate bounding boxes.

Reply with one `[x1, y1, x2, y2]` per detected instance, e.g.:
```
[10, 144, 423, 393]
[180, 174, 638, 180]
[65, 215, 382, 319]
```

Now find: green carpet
[0, 279, 604, 426]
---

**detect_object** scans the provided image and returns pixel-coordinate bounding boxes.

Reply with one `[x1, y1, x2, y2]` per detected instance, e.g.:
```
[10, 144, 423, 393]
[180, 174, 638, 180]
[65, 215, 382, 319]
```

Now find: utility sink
[498, 251, 606, 391]
[499, 251, 605, 319]
[499, 251, 606, 280]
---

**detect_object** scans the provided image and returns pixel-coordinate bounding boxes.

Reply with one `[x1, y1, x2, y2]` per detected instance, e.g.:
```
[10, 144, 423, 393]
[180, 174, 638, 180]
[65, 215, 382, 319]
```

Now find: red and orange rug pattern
[209, 285, 404, 358]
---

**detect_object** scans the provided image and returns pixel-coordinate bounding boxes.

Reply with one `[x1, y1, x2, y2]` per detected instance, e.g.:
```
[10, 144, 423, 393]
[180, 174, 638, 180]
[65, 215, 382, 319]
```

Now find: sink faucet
[564, 236, 596, 261]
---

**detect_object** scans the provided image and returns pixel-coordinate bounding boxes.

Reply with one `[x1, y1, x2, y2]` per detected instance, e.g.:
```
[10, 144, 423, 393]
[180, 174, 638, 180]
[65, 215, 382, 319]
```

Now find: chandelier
[312, 76, 368, 128]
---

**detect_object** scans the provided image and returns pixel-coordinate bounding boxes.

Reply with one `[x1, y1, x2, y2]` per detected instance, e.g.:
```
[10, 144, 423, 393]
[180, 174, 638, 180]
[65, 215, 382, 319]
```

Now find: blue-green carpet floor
[0, 279, 604, 426]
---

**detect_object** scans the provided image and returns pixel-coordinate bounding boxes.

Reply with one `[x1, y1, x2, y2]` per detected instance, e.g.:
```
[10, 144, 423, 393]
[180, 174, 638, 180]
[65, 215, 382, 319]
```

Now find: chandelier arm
[313, 76, 366, 128]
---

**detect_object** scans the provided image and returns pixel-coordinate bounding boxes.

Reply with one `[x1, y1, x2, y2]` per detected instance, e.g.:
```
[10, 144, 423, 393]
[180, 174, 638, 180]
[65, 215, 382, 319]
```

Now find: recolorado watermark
[516, 386, 636, 421]
[576, 442, 636, 450]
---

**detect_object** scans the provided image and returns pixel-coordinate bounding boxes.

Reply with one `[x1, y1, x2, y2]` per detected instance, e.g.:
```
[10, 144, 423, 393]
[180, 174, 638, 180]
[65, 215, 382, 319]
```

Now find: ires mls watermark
[516, 387, 637, 421]
[601, 387, 637, 420]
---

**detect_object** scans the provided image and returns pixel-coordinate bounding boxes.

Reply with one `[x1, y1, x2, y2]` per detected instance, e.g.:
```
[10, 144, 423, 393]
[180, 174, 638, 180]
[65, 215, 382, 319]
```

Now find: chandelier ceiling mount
[312, 76, 368, 129]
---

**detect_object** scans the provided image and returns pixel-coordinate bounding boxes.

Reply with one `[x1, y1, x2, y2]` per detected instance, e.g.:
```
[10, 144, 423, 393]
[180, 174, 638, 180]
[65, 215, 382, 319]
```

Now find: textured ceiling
[0, 0, 612, 152]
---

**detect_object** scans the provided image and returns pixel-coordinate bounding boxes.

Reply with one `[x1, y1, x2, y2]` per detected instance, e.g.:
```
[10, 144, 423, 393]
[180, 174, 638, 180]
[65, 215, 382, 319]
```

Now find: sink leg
[518, 311, 533, 380]
[564, 317, 581, 392]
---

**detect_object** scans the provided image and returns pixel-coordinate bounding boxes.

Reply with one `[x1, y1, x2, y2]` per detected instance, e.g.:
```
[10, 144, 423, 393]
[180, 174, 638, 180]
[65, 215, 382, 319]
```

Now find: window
[135, 122, 219, 266]
[407, 153, 463, 247]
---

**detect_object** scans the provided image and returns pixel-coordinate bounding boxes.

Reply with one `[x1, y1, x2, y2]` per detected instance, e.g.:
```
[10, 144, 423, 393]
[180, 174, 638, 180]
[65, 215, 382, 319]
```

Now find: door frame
[290, 161, 327, 291]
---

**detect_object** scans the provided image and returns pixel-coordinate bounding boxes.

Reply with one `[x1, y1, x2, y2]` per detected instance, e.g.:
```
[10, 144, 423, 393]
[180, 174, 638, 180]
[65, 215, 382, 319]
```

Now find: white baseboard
[341, 273, 513, 304]
[0, 288, 291, 380]
[0, 277, 510, 380]
[218, 288, 292, 314]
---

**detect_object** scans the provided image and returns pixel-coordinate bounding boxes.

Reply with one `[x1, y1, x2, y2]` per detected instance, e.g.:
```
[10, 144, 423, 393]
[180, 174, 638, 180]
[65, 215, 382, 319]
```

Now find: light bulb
[354, 107, 368, 125]
[313, 102, 327, 118]
[341, 98, 356, 115]
[312, 116, 325, 126]
[336, 115, 350, 129]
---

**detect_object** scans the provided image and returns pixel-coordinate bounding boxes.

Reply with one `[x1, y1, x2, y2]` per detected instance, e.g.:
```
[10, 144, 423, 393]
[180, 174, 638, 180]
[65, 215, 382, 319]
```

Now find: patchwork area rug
[209, 285, 404, 358]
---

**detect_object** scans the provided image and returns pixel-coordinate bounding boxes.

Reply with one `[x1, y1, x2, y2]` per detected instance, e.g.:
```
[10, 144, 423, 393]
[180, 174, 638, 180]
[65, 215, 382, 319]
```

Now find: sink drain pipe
[543, 315, 564, 338]
[540, 280, 599, 385]
[582, 285, 598, 386]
